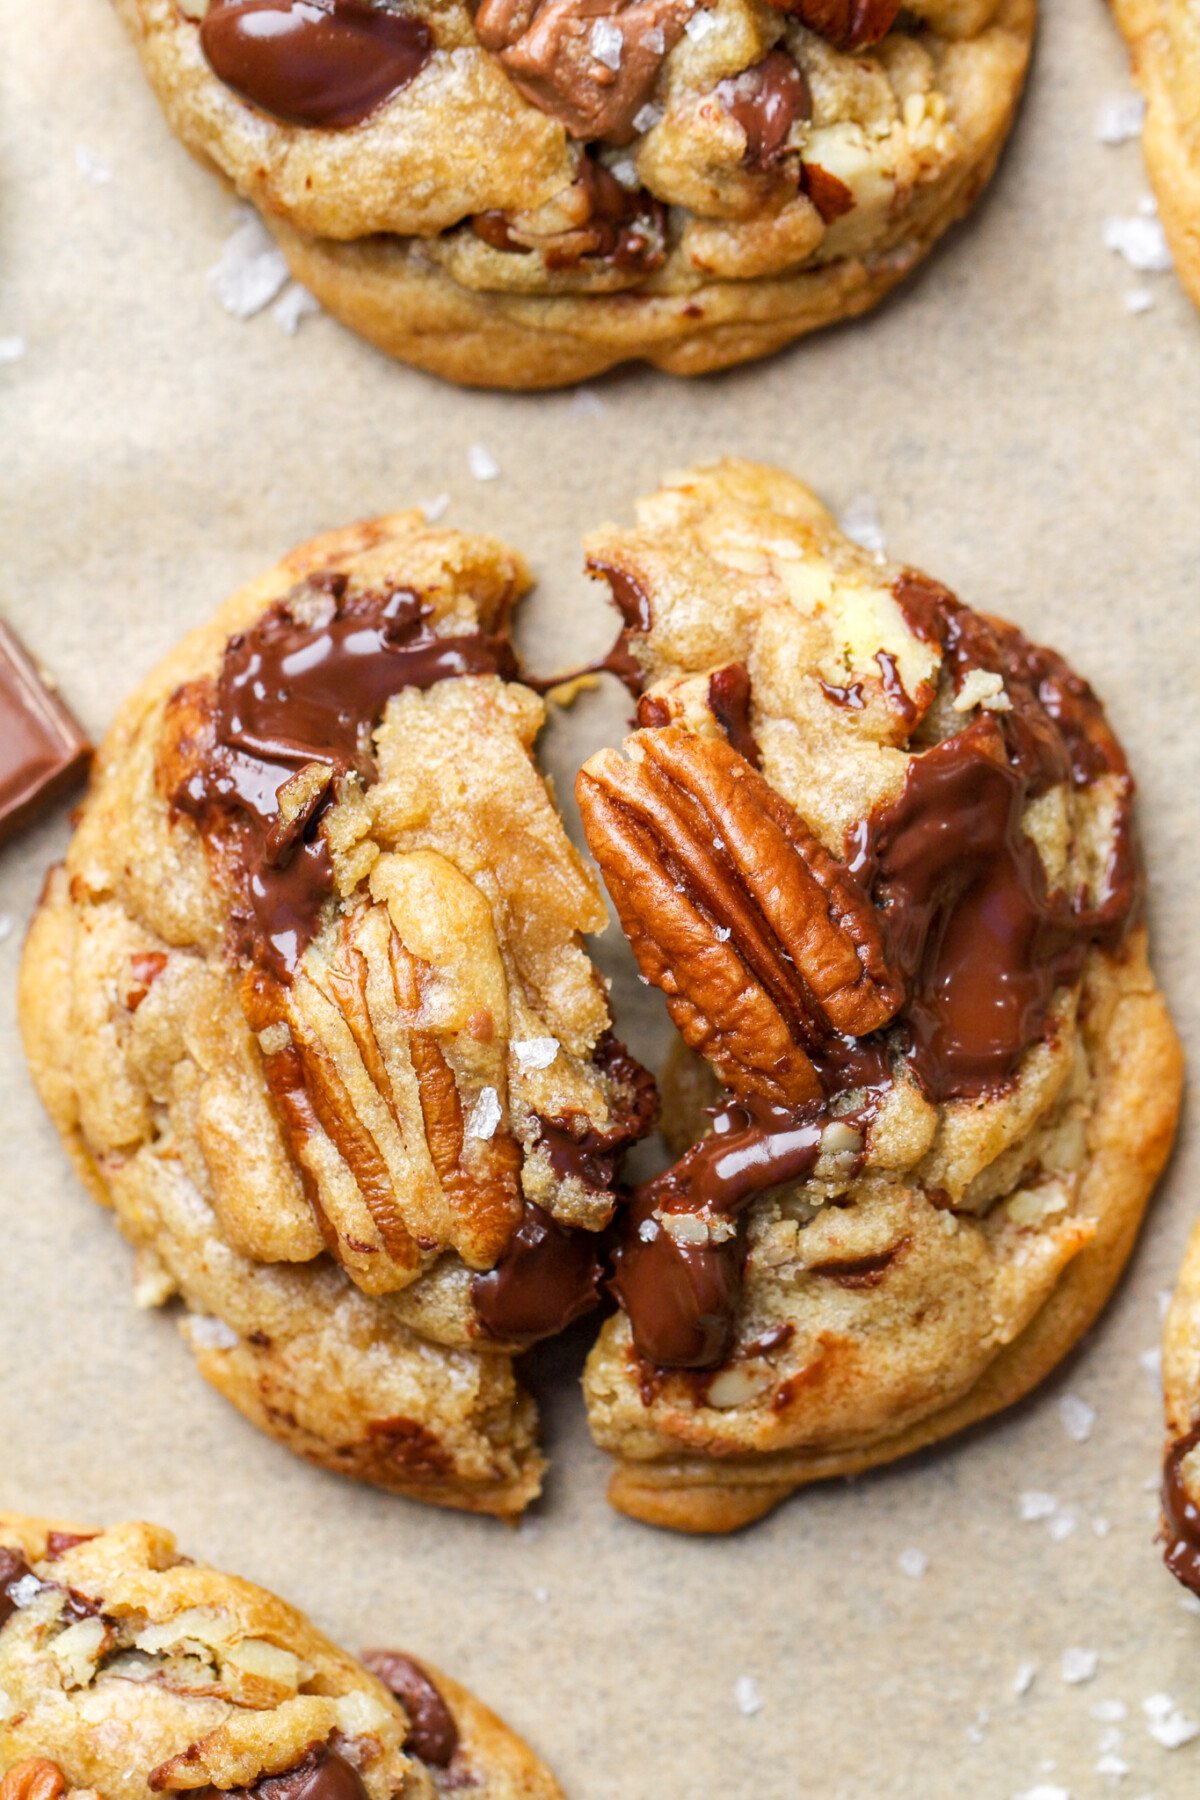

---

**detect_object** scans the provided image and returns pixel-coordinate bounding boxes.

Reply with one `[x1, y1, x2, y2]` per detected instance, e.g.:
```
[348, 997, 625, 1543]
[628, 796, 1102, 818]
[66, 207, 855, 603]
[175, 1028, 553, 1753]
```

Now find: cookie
[114, 0, 1033, 386]
[576, 458, 1182, 1533]
[1112, 0, 1200, 310]
[17, 512, 656, 1520]
[1159, 1226, 1200, 1590]
[0, 1513, 560, 1797]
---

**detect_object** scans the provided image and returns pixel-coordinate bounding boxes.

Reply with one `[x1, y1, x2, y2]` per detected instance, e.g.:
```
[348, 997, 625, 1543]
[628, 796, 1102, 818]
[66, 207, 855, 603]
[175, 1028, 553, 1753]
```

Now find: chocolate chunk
[716, 50, 810, 171]
[706, 663, 761, 767]
[0, 621, 90, 847]
[1163, 1423, 1200, 1594]
[474, 0, 696, 143]
[472, 1198, 605, 1340]
[169, 580, 518, 982]
[362, 1650, 460, 1768]
[156, 1746, 367, 1800]
[0, 1547, 34, 1630]
[200, 0, 432, 130]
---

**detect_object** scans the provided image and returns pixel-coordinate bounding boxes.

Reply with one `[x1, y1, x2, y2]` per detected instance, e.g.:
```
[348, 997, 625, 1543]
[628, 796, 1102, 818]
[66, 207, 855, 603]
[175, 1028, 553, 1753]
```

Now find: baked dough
[1112, 0, 1200, 309]
[17, 512, 654, 1521]
[576, 459, 1182, 1532]
[0, 1512, 560, 1797]
[113, 0, 1033, 385]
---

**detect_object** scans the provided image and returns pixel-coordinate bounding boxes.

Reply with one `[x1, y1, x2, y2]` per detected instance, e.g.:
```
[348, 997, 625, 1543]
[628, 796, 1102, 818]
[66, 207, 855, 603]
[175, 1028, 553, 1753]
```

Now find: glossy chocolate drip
[173, 580, 515, 980]
[361, 1650, 460, 1767]
[819, 677, 865, 711]
[472, 1036, 657, 1341]
[1163, 1423, 1200, 1595]
[0, 620, 91, 847]
[0, 1547, 33, 1630]
[716, 49, 810, 170]
[471, 1198, 604, 1340]
[526, 561, 652, 699]
[612, 1095, 825, 1367]
[200, 0, 432, 130]
[707, 663, 761, 767]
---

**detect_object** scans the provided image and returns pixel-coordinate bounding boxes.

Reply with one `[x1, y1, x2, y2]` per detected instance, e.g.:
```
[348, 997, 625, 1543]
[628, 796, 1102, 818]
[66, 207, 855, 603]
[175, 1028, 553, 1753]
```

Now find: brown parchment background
[2, 1, 1199, 1794]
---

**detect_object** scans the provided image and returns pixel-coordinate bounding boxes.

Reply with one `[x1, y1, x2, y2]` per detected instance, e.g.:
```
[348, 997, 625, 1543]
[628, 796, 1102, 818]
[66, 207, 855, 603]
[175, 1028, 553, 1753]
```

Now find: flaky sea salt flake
[209, 206, 289, 319]
[1143, 1693, 1199, 1748]
[898, 1547, 928, 1578]
[468, 442, 500, 482]
[1060, 1394, 1096, 1443]
[1103, 214, 1173, 273]
[420, 494, 451, 523]
[0, 337, 27, 365]
[272, 283, 321, 335]
[1014, 1661, 1037, 1697]
[590, 19, 623, 68]
[838, 494, 887, 553]
[1125, 288, 1154, 314]
[1062, 1647, 1099, 1685]
[189, 1315, 239, 1350]
[1096, 93, 1145, 144]
[75, 144, 113, 184]
[734, 1675, 763, 1717]
[1019, 1490, 1058, 1522]
[466, 1087, 502, 1140]
[513, 1037, 559, 1069]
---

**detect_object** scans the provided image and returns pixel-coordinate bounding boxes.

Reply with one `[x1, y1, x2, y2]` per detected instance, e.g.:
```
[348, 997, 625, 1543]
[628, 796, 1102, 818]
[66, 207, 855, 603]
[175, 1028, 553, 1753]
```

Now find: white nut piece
[706, 1363, 773, 1410]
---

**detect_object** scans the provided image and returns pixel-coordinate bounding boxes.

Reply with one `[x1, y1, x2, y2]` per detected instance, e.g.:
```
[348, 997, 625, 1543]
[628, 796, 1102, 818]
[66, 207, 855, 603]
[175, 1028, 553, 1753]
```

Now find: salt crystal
[1060, 1394, 1097, 1443]
[466, 1087, 502, 1140]
[1092, 1518, 1111, 1537]
[1157, 1289, 1173, 1320]
[643, 24, 665, 51]
[734, 1675, 763, 1717]
[1096, 1755, 1130, 1778]
[898, 1547, 928, 1578]
[714, 925, 731, 942]
[1098, 1727, 1124, 1754]
[1062, 1647, 1099, 1685]
[0, 336, 27, 365]
[1048, 1511, 1078, 1542]
[420, 494, 451, 522]
[1092, 1701, 1128, 1723]
[1143, 1693, 1199, 1748]
[1103, 214, 1173, 273]
[633, 102, 664, 132]
[1179, 1592, 1200, 1616]
[272, 283, 321, 335]
[609, 159, 639, 190]
[1013, 1787, 1070, 1800]
[8, 1575, 41, 1609]
[589, 19, 623, 68]
[1014, 1661, 1037, 1697]
[189, 1315, 239, 1350]
[468, 442, 500, 482]
[209, 206, 289, 319]
[533, 1586, 549, 1603]
[1019, 1490, 1059, 1522]
[684, 10, 716, 40]
[1095, 93, 1145, 144]
[1125, 288, 1154, 314]
[75, 144, 113, 184]
[839, 494, 887, 554]
[0, 916, 12, 943]
[513, 1037, 559, 1070]
[1139, 1347, 1162, 1384]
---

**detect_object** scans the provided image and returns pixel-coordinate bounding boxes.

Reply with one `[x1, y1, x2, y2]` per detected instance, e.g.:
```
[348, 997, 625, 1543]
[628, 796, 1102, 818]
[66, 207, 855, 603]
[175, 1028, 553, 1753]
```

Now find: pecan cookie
[576, 459, 1182, 1533]
[114, 0, 1033, 386]
[1112, 0, 1200, 309]
[17, 512, 656, 1520]
[1159, 1230, 1200, 1591]
[0, 1513, 560, 1797]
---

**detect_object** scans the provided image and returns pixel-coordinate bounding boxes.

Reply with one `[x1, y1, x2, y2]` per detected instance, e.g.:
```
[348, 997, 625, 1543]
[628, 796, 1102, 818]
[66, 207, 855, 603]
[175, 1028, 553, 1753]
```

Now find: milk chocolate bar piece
[0, 620, 91, 846]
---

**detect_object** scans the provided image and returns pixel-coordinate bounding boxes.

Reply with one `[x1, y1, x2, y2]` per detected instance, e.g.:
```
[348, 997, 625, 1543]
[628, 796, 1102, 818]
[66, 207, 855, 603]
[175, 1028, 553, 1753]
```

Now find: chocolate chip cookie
[1112, 0, 1200, 309]
[0, 1513, 560, 1796]
[17, 512, 655, 1520]
[576, 459, 1182, 1532]
[115, 0, 1034, 385]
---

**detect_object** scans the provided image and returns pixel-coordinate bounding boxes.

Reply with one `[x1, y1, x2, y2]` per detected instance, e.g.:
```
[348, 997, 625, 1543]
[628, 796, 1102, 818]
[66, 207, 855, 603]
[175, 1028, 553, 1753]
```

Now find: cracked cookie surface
[1112, 0, 1200, 309]
[0, 1513, 560, 1798]
[17, 512, 655, 1521]
[576, 459, 1182, 1532]
[114, 0, 1033, 385]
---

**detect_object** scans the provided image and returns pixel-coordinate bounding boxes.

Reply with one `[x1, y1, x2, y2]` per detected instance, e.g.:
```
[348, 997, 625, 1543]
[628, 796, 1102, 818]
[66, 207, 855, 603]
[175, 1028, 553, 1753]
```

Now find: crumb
[1143, 1694, 1199, 1748]
[1125, 288, 1154, 314]
[1048, 1511, 1078, 1543]
[1014, 1661, 1037, 1698]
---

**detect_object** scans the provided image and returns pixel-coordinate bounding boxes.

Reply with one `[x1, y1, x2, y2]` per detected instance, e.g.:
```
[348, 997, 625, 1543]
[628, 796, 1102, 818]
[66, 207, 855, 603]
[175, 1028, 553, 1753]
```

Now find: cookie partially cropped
[114, 0, 1033, 386]
[17, 513, 655, 1520]
[1112, 0, 1200, 309]
[0, 1513, 560, 1797]
[576, 459, 1182, 1533]
[1159, 1225, 1200, 1591]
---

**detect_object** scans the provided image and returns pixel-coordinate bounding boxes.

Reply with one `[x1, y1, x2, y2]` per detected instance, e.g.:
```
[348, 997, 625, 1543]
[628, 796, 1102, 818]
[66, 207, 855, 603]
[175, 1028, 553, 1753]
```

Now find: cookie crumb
[570, 387, 606, 418]
[734, 1675, 763, 1717]
[209, 205, 289, 320]
[468, 443, 500, 482]
[1095, 93, 1145, 144]
[1059, 1394, 1096, 1443]
[1095, 1755, 1129, 1779]
[685, 10, 716, 40]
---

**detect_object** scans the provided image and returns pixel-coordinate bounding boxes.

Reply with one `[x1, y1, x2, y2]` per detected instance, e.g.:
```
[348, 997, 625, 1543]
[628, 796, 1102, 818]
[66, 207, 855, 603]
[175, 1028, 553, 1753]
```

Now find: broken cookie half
[17, 512, 656, 1521]
[577, 458, 1182, 1533]
[0, 1512, 561, 1797]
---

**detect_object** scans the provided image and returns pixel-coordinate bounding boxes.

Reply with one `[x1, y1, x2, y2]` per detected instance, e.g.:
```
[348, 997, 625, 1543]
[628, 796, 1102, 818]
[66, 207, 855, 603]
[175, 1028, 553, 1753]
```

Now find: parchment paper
[3, 2, 1199, 1792]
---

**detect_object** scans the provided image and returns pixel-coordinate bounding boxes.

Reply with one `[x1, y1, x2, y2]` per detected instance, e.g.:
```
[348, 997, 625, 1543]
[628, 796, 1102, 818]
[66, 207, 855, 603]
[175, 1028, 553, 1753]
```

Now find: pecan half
[0, 1765, 67, 1800]
[577, 726, 902, 1103]
[770, 0, 900, 51]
